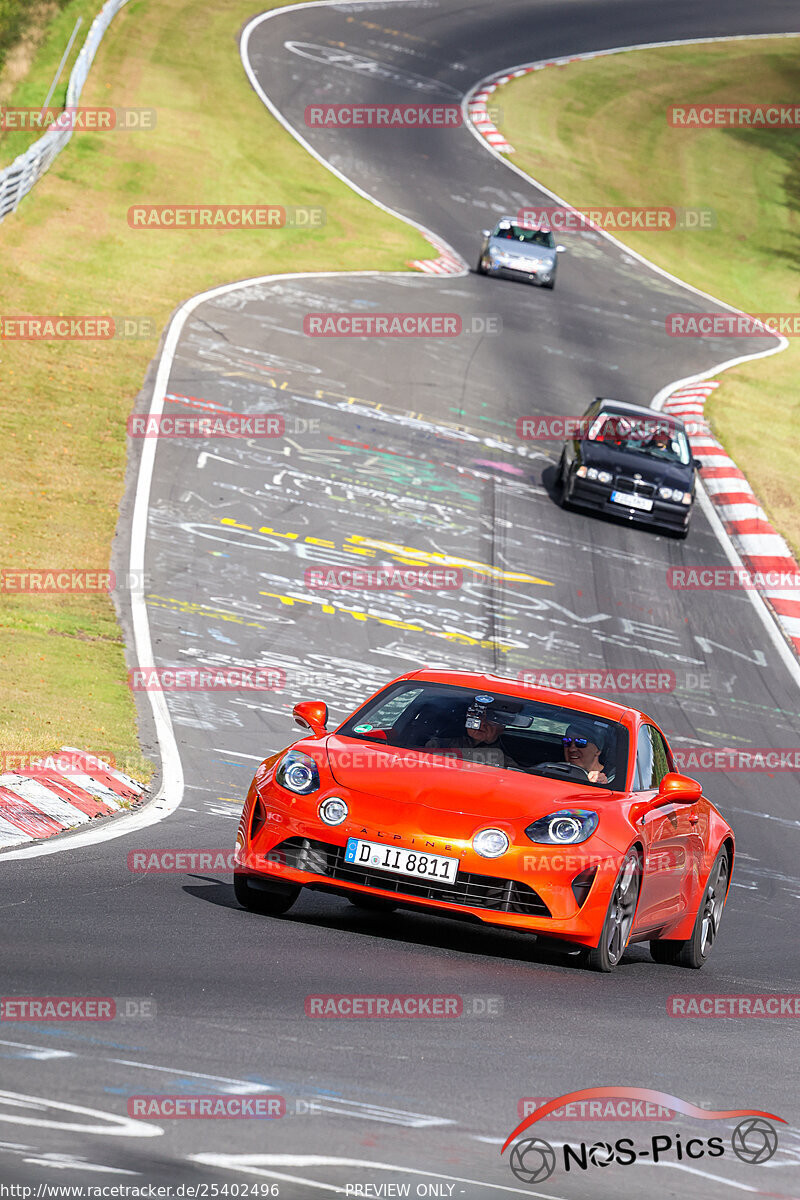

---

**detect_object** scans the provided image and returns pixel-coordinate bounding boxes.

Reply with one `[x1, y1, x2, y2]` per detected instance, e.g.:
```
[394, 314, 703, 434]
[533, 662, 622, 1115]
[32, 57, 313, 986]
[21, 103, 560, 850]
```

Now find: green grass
[0, 0, 429, 777]
[496, 40, 800, 557]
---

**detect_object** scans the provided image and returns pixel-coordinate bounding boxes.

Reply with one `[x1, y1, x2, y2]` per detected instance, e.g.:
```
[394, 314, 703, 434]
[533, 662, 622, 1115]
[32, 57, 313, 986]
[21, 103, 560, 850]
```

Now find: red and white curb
[409, 232, 464, 276]
[0, 748, 148, 850]
[466, 61, 592, 155]
[663, 382, 800, 656]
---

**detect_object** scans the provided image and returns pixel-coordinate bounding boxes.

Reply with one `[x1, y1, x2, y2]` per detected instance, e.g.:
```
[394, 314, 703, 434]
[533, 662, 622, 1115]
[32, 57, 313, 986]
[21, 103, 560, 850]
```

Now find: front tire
[476, 255, 486, 275]
[234, 872, 300, 915]
[650, 847, 730, 968]
[587, 848, 642, 971]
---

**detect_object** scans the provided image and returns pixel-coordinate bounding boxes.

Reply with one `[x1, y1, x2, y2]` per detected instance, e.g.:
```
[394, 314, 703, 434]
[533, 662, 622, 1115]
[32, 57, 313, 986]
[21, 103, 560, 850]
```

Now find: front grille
[615, 475, 655, 498]
[271, 837, 551, 918]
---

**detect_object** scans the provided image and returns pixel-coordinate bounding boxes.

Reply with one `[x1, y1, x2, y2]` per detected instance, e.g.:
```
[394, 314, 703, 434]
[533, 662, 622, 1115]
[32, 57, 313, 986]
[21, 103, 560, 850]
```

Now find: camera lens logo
[509, 1137, 556, 1184]
[731, 1117, 778, 1164]
[588, 1141, 614, 1166]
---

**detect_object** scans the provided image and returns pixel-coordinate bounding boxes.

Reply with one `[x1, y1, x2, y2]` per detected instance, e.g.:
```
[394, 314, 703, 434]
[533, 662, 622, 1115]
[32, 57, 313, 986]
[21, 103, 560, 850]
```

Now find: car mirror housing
[556, 244, 566, 253]
[481, 229, 491, 237]
[293, 700, 328, 737]
[693, 457, 704, 469]
[657, 772, 702, 803]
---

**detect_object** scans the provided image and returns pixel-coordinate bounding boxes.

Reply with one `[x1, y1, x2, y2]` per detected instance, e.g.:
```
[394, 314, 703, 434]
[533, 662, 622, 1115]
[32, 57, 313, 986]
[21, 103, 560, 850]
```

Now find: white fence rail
[0, 0, 129, 222]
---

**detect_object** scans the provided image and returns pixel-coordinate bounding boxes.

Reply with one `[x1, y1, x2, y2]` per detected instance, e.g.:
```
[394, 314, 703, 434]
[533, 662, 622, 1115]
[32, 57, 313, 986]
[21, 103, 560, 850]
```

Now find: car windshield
[493, 223, 555, 249]
[587, 412, 691, 466]
[338, 680, 628, 789]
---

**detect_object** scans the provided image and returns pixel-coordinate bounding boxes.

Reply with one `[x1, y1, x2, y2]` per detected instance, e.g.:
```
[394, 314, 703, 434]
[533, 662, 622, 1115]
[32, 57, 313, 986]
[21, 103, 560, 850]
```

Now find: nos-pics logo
[502, 1087, 784, 1183]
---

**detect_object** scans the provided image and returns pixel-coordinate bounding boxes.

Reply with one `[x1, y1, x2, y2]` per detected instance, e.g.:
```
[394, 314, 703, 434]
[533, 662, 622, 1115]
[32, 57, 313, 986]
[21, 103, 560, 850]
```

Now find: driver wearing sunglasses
[563, 722, 611, 784]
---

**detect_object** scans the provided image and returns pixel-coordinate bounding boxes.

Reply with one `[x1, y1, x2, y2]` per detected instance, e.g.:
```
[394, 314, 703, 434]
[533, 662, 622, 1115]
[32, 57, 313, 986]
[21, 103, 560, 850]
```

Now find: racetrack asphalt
[1, 1, 799, 1195]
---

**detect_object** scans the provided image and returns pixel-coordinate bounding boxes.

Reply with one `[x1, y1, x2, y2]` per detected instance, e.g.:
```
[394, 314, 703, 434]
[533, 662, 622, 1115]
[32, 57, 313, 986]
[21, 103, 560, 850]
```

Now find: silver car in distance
[477, 216, 565, 289]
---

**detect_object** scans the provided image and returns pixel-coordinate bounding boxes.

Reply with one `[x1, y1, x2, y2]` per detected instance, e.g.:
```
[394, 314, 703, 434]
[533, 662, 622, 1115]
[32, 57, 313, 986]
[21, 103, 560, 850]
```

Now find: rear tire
[587, 848, 642, 971]
[234, 872, 300, 915]
[650, 847, 730, 968]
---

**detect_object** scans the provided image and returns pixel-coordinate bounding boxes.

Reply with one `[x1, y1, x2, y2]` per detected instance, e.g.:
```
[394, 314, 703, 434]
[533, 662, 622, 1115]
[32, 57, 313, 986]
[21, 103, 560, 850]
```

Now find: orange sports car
[234, 670, 733, 971]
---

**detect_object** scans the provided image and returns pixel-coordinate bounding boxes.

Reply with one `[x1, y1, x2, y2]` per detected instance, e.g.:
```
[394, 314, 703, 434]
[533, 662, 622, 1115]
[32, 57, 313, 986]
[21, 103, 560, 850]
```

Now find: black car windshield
[587, 412, 691, 466]
[494, 224, 555, 249]
[338, 680, 628, 789]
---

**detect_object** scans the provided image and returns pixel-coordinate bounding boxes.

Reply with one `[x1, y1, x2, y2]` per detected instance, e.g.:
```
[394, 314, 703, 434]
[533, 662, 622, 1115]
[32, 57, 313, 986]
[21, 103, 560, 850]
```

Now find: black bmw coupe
[558, 398, 701, 538]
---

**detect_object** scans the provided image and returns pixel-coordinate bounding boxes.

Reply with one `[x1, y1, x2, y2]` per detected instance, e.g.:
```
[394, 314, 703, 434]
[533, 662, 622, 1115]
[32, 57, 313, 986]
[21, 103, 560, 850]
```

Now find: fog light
[319, 797, 348, 826]
[473, 828, 510, 858]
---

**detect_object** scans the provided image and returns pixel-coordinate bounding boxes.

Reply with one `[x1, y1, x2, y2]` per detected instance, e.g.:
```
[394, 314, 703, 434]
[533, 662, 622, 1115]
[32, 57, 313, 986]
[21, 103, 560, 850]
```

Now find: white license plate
[611, 490, 653, 512]
[345, 838, 458, 886]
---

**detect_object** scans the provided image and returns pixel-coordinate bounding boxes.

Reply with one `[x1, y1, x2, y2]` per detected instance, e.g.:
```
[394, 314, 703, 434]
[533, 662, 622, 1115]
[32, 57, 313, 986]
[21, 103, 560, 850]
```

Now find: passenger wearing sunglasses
[562, 722, 613, 784]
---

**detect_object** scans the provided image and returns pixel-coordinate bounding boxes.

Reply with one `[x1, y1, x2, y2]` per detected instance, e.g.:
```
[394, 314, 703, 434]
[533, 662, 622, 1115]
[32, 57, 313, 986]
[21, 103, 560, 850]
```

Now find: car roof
[401, 667, 637, 723]
[594, 398, 683, 427]
[492, 216, 552, 234]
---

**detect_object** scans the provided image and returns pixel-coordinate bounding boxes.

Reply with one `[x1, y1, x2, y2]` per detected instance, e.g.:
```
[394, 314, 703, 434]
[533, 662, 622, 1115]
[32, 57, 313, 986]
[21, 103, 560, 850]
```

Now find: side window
[648, 726, 673, 786]
[633, 726, 655, 790]
[634, 725, 673, 790]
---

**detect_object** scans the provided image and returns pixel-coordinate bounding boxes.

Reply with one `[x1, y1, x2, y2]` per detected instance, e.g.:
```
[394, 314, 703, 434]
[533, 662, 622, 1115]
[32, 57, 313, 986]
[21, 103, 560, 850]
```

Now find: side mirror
[555, 244, 566, 253]
[481, 229, 491, 237]
[658, 772, 702, 803]
[693, 457, 703, 470]
[293, 700, 328, 738]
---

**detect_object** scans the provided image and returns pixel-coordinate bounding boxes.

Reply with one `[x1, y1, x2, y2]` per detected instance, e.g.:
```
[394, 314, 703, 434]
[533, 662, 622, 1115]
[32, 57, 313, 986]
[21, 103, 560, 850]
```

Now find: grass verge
[495, 39, 800, 557]
[0, 0, 429, 778]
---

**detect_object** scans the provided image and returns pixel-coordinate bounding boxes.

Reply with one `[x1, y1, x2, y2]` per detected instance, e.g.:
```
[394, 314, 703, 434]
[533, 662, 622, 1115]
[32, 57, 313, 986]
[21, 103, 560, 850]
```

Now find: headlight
[275, 750, 320, 795]
[576, 465, 588, 477]
[473, 828, 509, 858]
[525, 810, 599, 845]
[587, 467, 598, 480]
[658, 486, 692, 504]
[597, 470, 612, 484]
[319, 796, 348, 826]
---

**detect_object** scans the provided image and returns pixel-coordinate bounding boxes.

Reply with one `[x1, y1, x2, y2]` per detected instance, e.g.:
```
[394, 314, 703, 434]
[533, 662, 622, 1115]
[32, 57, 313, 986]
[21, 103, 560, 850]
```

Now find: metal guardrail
[0, 0, 129, 222]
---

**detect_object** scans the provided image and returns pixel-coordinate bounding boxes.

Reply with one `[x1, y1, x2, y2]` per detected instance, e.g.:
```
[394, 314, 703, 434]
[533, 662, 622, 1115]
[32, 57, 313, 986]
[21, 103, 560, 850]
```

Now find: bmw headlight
[473, 828, 510, 858]
[658, 486, 693, 505]
[525, 810, 599, 845]
[597, 470, 612, 484]
[319, 796, 348, 826]
[275, 750, 320, 795]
